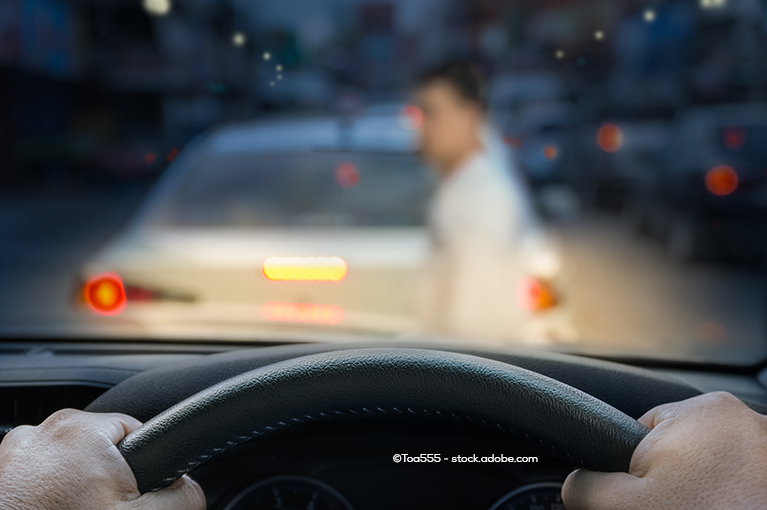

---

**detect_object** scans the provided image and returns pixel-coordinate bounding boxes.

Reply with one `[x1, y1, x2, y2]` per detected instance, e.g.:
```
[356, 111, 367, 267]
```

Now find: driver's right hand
[562, 391, 767, 509]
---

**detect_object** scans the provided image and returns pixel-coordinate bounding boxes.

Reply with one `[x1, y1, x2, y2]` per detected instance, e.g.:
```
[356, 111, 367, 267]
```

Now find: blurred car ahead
[626, 104, 767, 262]
[75, 113, 573, 343]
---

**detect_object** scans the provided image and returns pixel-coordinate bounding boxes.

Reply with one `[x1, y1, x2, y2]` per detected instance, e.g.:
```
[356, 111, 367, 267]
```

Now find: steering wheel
[90, 348, 650, 494]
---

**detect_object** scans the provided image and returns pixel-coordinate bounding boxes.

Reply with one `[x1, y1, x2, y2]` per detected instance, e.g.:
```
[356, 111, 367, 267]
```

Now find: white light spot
[644, 9, 656, 22]
[270, 81, 275, 87]
[700, 0, 726, 8]
[594, 30, 604, 40]
[143, 0, 171, 16]
[263, 52, 271, 61]
[277, 74, 283, 80]
[555, 49, 565, 59]
[232, 32, 246, 47]
[276, 65, 282, 71]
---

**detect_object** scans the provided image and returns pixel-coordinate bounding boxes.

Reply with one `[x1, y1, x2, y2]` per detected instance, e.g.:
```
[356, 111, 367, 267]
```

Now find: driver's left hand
[0, 409, 206, 510]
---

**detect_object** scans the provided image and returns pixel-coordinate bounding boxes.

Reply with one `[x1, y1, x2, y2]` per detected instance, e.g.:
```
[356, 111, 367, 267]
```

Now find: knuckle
[46, 408, 82, 425]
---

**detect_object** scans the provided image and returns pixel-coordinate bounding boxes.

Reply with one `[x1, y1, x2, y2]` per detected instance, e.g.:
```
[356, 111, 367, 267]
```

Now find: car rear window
[151, 151, 434, 228]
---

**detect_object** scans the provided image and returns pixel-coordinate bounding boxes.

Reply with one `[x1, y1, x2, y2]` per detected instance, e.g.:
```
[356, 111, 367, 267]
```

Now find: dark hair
[415, 58, 487, 110]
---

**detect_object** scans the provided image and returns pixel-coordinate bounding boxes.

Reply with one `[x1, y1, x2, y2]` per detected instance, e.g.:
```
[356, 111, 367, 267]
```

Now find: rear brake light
[705, 165, 738, 196]
[83, 273, 126, 315]
[262, 257, 348, 282]
[517, 277, 558, 312]
[261, 301, 344, 325]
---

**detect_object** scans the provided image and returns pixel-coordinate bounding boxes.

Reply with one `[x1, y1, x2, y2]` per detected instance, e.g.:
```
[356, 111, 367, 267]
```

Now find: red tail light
[83, 273, 126, 315]
[517, 277, 558, 312]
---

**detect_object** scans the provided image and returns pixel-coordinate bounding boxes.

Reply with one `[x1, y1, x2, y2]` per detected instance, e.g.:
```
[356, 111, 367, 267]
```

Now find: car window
[151, 151, 434, 228]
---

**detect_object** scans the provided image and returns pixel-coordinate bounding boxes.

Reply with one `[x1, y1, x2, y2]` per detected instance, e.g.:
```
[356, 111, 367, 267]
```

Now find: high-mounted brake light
[83, 273, 127, 315]
[262, 257, 348, 282]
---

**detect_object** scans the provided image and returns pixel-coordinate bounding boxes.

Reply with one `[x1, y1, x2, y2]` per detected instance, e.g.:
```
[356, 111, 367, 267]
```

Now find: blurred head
[415, 59, 487, 177]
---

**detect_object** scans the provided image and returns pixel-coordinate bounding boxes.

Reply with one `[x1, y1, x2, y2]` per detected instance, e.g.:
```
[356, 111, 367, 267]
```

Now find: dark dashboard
[0, 339, 766, 510]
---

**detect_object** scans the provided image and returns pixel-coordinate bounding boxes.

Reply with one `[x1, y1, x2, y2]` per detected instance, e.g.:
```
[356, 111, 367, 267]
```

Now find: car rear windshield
[152, 151, 434, 228]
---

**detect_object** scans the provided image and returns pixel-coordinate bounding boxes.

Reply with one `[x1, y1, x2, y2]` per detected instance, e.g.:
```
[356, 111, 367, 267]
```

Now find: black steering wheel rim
[99, 348, 649, 493]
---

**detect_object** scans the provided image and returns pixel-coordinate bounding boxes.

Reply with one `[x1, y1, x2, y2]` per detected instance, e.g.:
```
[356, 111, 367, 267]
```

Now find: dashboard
[0, 339, 765, 510]
[190, 421, 574, 510]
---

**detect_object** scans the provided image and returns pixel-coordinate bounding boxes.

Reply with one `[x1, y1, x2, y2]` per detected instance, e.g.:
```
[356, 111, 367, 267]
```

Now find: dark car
[625, 104, 767, 262]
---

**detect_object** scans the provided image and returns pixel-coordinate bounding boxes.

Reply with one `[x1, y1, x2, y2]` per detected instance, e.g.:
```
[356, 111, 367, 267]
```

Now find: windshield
[3, 0, 767, 366]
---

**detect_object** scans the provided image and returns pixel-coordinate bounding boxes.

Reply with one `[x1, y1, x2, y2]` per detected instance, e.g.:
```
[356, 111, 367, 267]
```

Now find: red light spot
[722, 126, 746, 150]
[84, 273, 126, 316]
[335, 162, 360, 188]
[512, 138, 522, 148]
[166, 147, 179, 162]
[705, 165, 738, 196]
[398, 105, 423, 130]
[543, 145, 558, 159]
[597, 124, 623, 153]
[261, 301, 344, 325]
[516, 276, 557, 312]
[145, 153, 156, 163]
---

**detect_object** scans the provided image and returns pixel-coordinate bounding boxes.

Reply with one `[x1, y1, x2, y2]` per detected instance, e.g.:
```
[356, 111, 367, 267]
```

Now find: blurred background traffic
[1, 0, 767, 364]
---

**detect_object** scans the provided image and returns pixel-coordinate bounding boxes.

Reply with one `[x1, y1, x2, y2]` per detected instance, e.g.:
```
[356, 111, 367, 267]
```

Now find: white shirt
[418, 128, 546, 341]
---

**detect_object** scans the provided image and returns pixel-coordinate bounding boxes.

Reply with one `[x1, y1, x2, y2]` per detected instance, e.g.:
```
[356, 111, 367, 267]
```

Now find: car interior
[1, 338, 765, 509]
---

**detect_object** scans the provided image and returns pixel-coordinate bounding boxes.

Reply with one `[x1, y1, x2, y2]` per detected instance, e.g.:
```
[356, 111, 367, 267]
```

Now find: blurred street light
[263, 52, 272, 61]
[555, 49, 565, 59]
[594, 30, 604, 41]
[232, 32, 246, 47]
[700, 0, 726, 8]
[276, 65, 283, 72]
[143, 0, 171, 16]
[644, 9, 657, 22]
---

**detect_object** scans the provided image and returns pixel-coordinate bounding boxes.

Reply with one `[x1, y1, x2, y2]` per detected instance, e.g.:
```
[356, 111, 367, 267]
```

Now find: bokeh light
[84, 273, 126, 316]
[142, 0, 171, 16]
[722, 126, 746, 150]
[597, 123, 624, 153]
[232, 32, 246, 47]
[397, 105, 423, 130]
[700, 0, 726, 8]
[543, 145, 558, 159]
[644, 9, 656, 22]
[335, 162, 360, 188]
[263, 52, 271, 60]
[555, 49, 565, 59]
[594, 30, 604, 41]
[145, 153, 156, 163]
[516, 277, 557, 312]
[705, 166, 738, 196]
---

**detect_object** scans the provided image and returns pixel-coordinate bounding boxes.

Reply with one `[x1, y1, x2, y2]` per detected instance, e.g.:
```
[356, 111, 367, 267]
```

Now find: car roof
[208, 115, 417, 154]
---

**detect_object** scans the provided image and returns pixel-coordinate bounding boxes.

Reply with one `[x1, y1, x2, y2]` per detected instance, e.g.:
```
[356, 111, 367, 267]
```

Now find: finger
[562, 468, 643, 510]
[637, 401, 679, 429]
[132, 475, 206, 510]
[76, 412, 143, 445]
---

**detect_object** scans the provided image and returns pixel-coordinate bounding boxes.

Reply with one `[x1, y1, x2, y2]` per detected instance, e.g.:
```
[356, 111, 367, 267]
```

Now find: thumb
[562, 468, 645, 510]
[130, 476, 206, 510]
